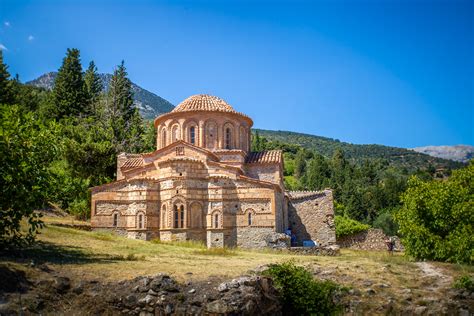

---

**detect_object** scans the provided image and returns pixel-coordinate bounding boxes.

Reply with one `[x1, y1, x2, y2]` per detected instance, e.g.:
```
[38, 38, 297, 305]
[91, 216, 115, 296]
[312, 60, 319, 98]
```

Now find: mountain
[254, 129, 465, 171]
[412, 145, 474, 163]
[26, 72, 174, 119]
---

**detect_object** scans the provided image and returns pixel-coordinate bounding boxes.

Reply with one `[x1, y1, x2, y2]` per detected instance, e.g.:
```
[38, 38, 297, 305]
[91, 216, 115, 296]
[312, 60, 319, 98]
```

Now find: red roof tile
[245, 150, 282, 164]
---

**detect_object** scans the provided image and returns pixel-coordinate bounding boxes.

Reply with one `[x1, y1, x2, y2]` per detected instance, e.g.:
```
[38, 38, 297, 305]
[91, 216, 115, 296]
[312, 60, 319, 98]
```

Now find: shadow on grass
[0, 241, 145, 265]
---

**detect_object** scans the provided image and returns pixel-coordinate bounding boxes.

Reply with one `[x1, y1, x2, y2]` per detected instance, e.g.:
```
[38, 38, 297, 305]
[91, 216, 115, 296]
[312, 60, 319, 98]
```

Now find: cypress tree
[0, 50, 14, 104]
[106, 60, 139, 152]
[52, 48, 87, 119]
[108, 60, 134, 122]
[84, 60, 103, 114]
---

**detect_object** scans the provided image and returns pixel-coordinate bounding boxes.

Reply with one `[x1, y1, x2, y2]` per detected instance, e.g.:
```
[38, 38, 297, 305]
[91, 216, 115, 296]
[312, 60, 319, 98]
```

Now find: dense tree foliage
[0, 49, 156, 243]
[0, 105, 58, 248]
[394, 163, 473, 264]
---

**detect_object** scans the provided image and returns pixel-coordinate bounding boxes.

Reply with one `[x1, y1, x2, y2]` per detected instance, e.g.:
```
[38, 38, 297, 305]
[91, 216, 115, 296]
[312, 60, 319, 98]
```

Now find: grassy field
[1, 215, 473, 314]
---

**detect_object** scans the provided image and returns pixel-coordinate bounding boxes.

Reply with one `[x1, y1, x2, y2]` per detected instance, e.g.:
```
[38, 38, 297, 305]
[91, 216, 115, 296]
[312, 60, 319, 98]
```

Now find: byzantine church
[90, 94, 335, 248]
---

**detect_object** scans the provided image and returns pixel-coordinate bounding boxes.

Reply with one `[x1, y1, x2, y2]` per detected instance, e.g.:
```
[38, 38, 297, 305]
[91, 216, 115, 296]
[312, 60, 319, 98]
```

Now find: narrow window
[190, 126, 196, 145]
[113, 213, 118, 227]
[225, 128, 231, 149]
[214, 213, 219, 228]
[174, 205, 179, 228]
[138, 214, 144, 229]
[248, 212, 252, 226]
[162, 130, 167, 147]
[180, 205, 184, 228]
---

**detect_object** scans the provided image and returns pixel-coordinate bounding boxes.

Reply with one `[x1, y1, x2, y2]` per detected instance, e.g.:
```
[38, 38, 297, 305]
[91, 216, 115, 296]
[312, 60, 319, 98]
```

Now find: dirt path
[415, 261, 453, 289]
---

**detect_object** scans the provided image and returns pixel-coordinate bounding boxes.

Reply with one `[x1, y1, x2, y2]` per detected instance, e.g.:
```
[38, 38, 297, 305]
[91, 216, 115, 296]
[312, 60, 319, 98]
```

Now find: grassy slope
[1, 216, 472, 314]
[254, 129, 465, 171]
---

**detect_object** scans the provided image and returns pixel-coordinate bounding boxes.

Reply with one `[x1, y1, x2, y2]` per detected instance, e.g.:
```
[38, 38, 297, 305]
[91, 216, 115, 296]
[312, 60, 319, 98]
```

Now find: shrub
[373, 209, 399, 236]
[453, 275, 474, 292]
[263, 261, 343, 315]
[335, 215, 370, 238]
[394, 163, 473, 264]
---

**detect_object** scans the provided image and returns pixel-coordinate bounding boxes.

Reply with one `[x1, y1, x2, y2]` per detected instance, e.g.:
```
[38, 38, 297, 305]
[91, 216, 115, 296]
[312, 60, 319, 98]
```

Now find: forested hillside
[254, 129, 464, 171]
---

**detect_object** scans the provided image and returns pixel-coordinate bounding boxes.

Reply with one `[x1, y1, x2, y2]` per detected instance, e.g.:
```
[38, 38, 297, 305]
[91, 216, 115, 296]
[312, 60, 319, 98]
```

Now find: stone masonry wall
[236, 227, 289, 249]
[287, 190, 336, 246]
[337, 228, 404, 251]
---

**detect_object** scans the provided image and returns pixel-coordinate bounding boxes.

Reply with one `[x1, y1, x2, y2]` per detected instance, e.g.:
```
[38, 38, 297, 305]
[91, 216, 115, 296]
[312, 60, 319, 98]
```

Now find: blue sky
[1, 0, 472, 147]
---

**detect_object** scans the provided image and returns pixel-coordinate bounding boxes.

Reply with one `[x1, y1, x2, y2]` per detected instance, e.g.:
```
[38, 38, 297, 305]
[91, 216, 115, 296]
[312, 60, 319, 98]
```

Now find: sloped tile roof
[245, 150, 282, 164]
[121, 157, 144, 169]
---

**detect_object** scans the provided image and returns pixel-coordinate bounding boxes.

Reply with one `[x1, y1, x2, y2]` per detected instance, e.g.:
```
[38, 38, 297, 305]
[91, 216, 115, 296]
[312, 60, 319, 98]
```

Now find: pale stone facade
[90, 94, 336, 248]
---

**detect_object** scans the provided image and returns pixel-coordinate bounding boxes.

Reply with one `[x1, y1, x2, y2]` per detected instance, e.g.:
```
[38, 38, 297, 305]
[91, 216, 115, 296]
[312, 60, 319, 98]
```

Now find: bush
[263, 261, 343, 315]
[453, 275, 474, 292]
[373, 209, 399, 236]
[68, 198, 90, 220]
[394, 163, 473, 264]
[335, 215, 370, 238]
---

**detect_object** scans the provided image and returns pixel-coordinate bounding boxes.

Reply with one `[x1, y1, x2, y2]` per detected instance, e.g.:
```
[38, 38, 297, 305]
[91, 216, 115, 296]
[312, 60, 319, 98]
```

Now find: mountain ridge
[412, 145, 473, 163]
[253, 129, 465, 171]
[26, 72, 174, 119]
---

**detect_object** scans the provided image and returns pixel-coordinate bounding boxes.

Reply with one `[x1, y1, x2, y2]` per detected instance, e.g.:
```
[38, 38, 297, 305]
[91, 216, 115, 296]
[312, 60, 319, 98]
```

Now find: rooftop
[172, 94, 238, 114]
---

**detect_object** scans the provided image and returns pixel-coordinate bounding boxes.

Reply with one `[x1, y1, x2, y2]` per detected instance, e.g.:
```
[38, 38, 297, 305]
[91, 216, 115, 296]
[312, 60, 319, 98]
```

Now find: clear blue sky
[1, 0, 473, 147]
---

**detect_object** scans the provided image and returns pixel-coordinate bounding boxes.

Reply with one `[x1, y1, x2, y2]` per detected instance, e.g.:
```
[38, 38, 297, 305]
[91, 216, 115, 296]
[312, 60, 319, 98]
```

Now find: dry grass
[4, 215, 472, 314]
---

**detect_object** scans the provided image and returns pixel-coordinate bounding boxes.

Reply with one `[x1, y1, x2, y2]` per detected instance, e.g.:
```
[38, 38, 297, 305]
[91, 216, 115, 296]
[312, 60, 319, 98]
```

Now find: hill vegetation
[254, 129, 464, 171]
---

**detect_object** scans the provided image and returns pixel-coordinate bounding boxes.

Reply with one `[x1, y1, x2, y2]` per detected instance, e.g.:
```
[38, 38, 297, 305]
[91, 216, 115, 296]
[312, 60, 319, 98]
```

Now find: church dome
[172, 94, 239, 114]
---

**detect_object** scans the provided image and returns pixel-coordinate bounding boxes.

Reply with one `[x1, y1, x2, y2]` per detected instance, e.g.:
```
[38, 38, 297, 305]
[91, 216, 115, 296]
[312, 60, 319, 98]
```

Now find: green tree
[0, 105, 58, 248]
[52, 48, 87, 119]
[105, 60, 139, 152]
[0, 50, 14, 104]
[84, 60, 103, 114]
[394, 163, 474, 264]
[251, 131, 262, 151]
[294, 149, 307, 179]
[305, 154, 330, 190]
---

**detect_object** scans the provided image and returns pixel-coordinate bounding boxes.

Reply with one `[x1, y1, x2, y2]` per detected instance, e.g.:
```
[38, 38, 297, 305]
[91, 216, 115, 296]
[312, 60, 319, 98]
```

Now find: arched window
[248, 212, 252, 226]
[174, 205, 179, 228]
[214, 213, 220, 228]
[161, 129, 167, 148]
[171, 125, 180, 143]
[190, 126, 196, 145]
[180, 205, 185, 228]
[225, 128, 232, 149]
[138, 213, 144, 229]
[113, 212, 119, 227]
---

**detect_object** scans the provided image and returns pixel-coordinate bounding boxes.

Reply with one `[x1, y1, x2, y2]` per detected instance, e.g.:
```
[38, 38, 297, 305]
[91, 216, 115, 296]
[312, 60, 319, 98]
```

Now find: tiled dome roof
[172, 94, 238, 114]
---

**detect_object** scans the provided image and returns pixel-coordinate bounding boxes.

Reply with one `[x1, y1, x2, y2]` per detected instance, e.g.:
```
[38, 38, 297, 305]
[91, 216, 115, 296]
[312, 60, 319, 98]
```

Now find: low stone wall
[337, 228, 404, 251]
[286, 246, 340, 256]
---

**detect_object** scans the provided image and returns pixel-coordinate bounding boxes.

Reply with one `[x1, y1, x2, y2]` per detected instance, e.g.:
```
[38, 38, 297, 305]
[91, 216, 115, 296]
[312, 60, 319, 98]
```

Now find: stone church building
[90, 94, 335, 248]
